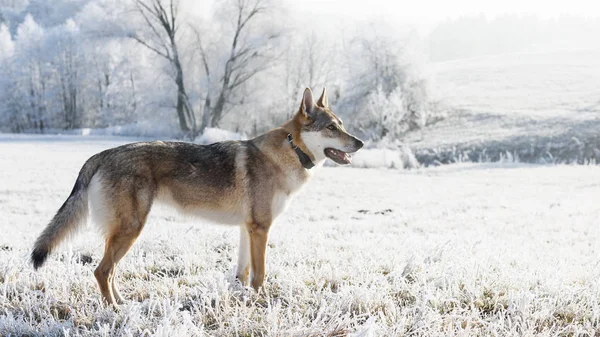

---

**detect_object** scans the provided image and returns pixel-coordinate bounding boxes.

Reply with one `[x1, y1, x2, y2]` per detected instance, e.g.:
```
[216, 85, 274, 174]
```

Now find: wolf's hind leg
[93, 183, 152, 305]
[94, 229, 142, 305]
[94, 237, 118, 305]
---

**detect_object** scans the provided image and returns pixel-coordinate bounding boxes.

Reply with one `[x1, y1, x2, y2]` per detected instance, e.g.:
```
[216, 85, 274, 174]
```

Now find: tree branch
[135, 0, 172, 59]
[130, 34, 172, 61]
[190, 25, 211, 79]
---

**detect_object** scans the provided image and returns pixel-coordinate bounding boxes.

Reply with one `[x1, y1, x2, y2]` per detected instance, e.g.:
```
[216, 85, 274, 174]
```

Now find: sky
[284, 0, 600, 24]
[189, 0, 600, 36]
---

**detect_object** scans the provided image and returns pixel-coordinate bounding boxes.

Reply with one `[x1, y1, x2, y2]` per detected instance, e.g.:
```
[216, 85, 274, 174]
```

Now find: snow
[1, 136, 599, 335]
[75, 121, 179, 138]
[350, 147, 418, 169]
[195, 127, 246, 145]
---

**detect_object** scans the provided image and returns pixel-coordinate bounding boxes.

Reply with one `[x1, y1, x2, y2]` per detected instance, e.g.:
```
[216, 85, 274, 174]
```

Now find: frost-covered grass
[1, 136, 599, 336]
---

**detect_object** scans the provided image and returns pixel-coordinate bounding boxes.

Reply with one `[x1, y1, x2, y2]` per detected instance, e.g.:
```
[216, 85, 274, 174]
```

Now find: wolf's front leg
[236, 225, 251, 285]
[247, 222, 270, 290]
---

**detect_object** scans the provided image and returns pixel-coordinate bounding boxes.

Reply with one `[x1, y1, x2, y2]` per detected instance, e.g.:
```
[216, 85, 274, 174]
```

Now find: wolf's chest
[271, 192, 292, 219]
[270, 171, 310, 219]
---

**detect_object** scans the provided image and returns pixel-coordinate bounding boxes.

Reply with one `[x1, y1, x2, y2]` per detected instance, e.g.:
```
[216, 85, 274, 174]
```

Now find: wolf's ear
[316, 87, 329, 108]
[299, 87, 317, 119]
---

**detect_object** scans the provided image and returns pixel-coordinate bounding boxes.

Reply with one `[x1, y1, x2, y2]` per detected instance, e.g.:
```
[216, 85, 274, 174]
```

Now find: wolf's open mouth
[324, 148, 352, 165]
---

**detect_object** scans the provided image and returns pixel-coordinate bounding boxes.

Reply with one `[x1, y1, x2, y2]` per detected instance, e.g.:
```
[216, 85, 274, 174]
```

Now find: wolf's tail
[31, 154, 103, 269]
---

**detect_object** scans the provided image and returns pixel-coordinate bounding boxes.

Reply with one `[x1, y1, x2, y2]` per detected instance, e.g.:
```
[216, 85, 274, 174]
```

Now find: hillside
[408, 49, 600, 165]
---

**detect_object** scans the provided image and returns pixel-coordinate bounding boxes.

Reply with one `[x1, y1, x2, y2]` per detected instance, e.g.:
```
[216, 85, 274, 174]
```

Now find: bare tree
[196, 0, 280, 133]
[130, 0, 194, 134]
[282, 31, 337, 116]
[190, 25, 213, 135]
[303, 32, 331, 89]
[335, 24, 432, 141]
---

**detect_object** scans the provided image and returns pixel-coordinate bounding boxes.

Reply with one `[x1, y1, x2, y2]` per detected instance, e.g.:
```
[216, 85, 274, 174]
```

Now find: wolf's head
[295, 88, 363, 165]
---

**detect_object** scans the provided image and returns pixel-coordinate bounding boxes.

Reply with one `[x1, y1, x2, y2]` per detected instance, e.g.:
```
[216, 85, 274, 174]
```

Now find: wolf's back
[31, 153, 103, 269]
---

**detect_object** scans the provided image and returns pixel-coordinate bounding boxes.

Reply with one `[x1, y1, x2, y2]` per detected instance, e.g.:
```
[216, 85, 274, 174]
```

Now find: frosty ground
[0, 135, 599, 336]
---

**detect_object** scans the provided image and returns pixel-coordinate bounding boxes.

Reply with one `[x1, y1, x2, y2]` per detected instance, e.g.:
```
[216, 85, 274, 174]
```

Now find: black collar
[287, 134, 315, 169]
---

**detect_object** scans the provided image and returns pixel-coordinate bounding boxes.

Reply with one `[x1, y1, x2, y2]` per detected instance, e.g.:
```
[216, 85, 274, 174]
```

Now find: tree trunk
[210, 91, 226, 127]
[199, 95, 211, 134]
[174, 61, 190, 132]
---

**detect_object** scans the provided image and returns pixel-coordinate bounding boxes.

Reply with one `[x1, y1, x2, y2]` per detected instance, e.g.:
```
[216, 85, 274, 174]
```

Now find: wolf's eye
[327, 124, 336, 131]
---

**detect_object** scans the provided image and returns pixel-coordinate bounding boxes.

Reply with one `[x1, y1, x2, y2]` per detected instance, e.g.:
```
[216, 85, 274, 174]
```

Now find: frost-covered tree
[0, 0, 437, 141]
[84, 39, 140, 127]
[50, 19, 85, 129]
[281, 30, 340, 115]
[195, 0, 282, 133]
[0, 23, 13, 58]
[130, 0, 195, 134]
[10, 14, 48, 132]
[1, 1, 103, 132]
[0, 23, 16, 131]
[75, 0, 148, 129]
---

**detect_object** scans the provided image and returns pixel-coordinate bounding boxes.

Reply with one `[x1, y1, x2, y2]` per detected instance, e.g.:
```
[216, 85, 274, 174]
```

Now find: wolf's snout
[327, 136, 363, 165]
[355, 138, 364, 150]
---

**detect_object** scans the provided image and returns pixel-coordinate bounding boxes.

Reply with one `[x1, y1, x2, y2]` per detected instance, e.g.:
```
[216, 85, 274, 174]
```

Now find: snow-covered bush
[335, 25, 437, 143]
[195, 127, 246, 145]
[350, 146, 419, 169]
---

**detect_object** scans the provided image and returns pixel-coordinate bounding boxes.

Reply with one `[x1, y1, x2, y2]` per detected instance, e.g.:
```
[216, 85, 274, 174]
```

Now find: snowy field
[1, 135, 599, 336]
[407, 49, 600, 148]
[433, 49, 600, 118]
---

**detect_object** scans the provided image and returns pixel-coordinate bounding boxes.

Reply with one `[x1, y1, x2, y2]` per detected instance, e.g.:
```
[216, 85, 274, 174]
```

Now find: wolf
[31, 88, 363, 305]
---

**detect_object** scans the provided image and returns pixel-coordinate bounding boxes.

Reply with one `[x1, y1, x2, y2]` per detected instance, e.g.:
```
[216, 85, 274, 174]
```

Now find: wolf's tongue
[325, 148, 351, 165]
